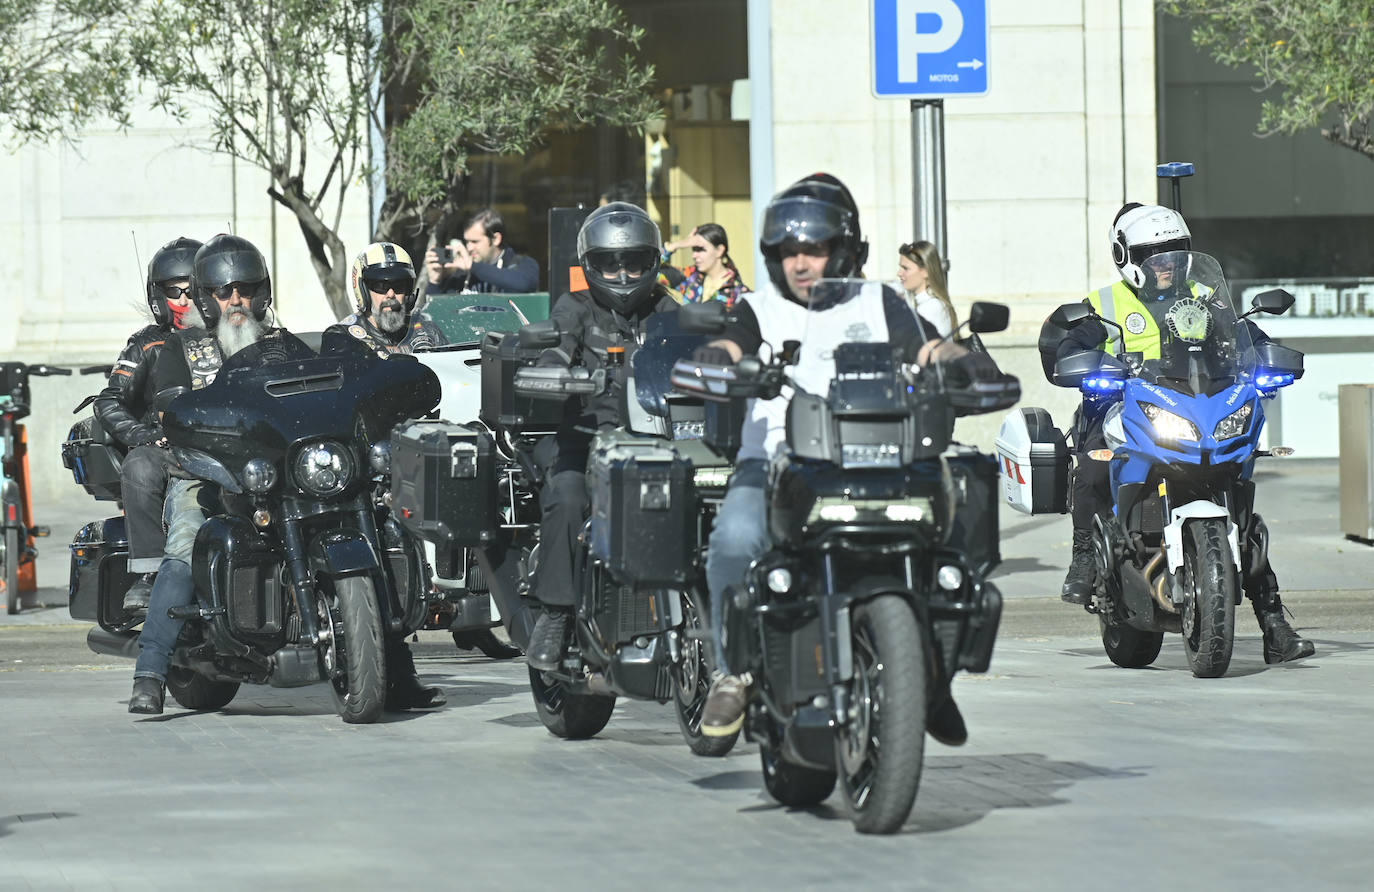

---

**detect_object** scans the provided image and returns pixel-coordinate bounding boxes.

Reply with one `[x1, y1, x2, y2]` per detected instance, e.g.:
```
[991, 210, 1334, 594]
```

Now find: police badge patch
[1124, 312, 1148, 335]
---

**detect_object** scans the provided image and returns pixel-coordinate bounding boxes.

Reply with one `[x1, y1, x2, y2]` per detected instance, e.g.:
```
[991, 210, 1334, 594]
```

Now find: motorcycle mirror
[968, 302, 1010, 334]
[1049, 302, 1093, 329]
[679, 301, 728, 335]
[517, 319, 561, 349]
[1250, 288, 1295, 316]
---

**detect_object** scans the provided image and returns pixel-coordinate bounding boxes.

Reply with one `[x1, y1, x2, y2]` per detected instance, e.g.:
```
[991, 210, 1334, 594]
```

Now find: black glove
[127, 425, 164, 448]
[945, 350, 1001, 386]
[691, 345, 733, 366]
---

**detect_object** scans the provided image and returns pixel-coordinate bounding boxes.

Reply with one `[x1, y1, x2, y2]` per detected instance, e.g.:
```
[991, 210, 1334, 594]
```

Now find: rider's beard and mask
[217, 305, 266, 357]
[168, 299, 205, 330]
[374, 298, 406, 334]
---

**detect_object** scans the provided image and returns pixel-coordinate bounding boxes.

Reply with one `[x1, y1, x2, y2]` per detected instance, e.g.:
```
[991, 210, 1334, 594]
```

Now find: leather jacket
[327, 312, 449, 356]
[92, 324, 173, 448]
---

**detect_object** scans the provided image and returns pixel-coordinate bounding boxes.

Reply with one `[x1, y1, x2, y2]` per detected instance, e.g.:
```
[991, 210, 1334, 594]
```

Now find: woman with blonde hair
[897, 240, 958, 337]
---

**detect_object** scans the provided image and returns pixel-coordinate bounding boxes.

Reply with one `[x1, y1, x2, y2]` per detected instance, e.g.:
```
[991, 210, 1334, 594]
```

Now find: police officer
[1054, 203, 1313, 664]
[523, 202, 682, 672]
[94, 236, 204, 612]
[332, 241, 447, 355]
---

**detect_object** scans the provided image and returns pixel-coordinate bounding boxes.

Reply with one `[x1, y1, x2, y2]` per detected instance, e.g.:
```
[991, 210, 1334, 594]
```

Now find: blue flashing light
[1156, 162, 1195, 178]
[1254, 372, 1295, 393]
[1082, 376, 1125, 393]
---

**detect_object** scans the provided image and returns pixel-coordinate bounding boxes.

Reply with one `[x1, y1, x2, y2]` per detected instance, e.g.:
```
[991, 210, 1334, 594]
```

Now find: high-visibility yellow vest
[1087, 281, 1164, 359]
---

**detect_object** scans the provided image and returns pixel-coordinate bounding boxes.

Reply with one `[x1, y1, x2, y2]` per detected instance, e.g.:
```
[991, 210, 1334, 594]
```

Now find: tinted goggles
[585, 248, 657, 278]
[208, 280, 265, 301]
[363, 275, 415, 296]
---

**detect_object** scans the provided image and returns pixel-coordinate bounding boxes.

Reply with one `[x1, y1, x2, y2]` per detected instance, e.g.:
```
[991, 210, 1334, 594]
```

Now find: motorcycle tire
[674, 591, 738, 757]
[835, 593, 926, 834]
[4, 527, 18, 615]
[1181, 518, 1237, 678]
[452, 628, 524, 660]
[1099, 604, 1164, 668]
[527, 666, 615, 740]
[761, 742, 836, 808]
[325, 575, 387, 724]
[166, 666, 240, 712]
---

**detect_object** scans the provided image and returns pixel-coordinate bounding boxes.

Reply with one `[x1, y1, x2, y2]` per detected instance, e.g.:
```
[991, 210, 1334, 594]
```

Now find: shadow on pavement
[0, 813, 78, 839]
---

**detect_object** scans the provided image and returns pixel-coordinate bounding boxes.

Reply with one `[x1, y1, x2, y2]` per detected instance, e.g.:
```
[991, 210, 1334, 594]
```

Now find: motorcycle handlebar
[79, 365, 111, 375]
[27, 364, 74, 377]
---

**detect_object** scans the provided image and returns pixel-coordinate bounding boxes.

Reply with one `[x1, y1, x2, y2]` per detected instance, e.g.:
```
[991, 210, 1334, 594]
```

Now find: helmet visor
[585, 247, 657, 280]
[362, 267, 415, 296]
[1128, 238, 1190, 268]
[760, 196, 851, 248]
[208, 280, 267, 301]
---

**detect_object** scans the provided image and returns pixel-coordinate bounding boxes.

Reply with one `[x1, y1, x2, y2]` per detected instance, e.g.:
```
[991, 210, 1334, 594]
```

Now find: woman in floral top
[661, 222, 750, 307]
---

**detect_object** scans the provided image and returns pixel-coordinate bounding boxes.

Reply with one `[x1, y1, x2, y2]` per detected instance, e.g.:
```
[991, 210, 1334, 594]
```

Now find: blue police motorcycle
[1050, 252, 1302, 677]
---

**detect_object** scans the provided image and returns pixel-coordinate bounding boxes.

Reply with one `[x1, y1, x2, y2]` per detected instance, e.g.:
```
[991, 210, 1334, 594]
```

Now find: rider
[333, 242, 448, 355]
[695, 173, 1003, 740]
[1053, 203, 1314, 664]
[523, 202, 682, 672]
[93, 236, 204, 612]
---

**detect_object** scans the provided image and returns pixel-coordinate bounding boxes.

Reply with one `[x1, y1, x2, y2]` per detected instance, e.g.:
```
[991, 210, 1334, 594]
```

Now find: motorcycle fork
[278, 516, 321, 644]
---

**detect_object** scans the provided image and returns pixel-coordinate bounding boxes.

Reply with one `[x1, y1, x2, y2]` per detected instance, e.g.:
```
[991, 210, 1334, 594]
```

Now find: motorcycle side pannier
[62, 417, 124, 502]
[995, 408, 1070, 515]
[589, 441, 695, 587]
[390, 421, 498, 547]
[478, 331, 566, 434]
[68, 516, 138, 628]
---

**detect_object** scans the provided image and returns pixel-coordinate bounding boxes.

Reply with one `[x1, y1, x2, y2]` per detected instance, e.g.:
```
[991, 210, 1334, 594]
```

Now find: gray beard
[217, 309, 266, 357]
[375, 304, 406, 333]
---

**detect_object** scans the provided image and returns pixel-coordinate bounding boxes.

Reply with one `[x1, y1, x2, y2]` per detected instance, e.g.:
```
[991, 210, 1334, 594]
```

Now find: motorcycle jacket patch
[181, 332, 224, 390]
[335, 313, 448, 356]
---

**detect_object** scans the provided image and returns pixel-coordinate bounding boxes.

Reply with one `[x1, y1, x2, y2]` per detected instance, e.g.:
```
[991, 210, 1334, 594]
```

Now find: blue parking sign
[872, 0, 989, 97]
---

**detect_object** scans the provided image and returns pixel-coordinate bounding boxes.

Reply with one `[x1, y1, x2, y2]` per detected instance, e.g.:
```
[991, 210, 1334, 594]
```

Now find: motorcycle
[71, 330, 441, 723]
[501, 309, 740, 753]
[670, 281, 1019, 833]
[1038, 251, 1301, 678]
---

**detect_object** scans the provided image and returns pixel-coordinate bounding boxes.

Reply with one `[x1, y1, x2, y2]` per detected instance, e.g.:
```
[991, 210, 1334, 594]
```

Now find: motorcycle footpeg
[30, 526, 51, 538]
[166, 605, 225, 621]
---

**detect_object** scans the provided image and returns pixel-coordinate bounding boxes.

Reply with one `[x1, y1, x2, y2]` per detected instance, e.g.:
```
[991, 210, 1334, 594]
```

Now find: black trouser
[531, 430, 591, 609]
[123, 446, 180, 574]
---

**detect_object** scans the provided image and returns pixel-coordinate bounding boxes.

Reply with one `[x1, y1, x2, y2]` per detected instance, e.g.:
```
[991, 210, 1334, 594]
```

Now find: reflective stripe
[1096, 285, 1124, 354]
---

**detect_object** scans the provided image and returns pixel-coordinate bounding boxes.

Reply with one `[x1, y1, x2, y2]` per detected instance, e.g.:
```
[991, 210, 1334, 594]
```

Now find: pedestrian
[662, 223, 750, 307]
[897, 239, 958, 338]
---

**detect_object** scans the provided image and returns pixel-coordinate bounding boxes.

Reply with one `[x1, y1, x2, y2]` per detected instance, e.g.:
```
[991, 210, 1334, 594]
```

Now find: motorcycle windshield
[1124, 251, 1253, 395]
[632, 309, 708, 417]
[164, 331, 440, 467]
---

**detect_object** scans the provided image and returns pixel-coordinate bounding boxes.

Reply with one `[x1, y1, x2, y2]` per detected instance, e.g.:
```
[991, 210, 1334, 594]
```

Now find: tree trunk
[268, 181, 352, 321]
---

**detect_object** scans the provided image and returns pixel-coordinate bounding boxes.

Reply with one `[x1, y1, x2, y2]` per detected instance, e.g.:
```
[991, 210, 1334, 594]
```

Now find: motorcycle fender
[1163, 500, 1241, 575]
[307, 530, 379, 576]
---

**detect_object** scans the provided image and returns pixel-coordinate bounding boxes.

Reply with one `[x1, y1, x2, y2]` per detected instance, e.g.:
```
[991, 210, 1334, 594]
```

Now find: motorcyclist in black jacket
[331, 241, 448, 355]
[93, 236, 205, 612]
[523, 202, 682, 672]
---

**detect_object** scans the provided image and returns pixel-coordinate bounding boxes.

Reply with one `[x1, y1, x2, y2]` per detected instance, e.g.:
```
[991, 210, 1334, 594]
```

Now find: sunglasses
[210, 281, 264, 301]
[161, 284, 192, 300]
[365, 277, 414, 296]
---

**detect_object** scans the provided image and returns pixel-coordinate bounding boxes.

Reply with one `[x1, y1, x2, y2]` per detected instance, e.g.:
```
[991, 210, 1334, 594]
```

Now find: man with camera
[425, 208, 539, 295]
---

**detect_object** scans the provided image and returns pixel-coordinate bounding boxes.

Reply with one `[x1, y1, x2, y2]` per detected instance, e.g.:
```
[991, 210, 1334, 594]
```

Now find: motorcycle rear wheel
[1181, 518, 1236, 678]
[1099, 602, 1164, 668]
[324, 575, 387, 724]
[674, 590, 738, 757]
[527, 666, 615, 739]
[835, 594, 927, 834]
[4, 527, 18, 615]
[761, 742, 836, 808]
[166, 666, 240, 712]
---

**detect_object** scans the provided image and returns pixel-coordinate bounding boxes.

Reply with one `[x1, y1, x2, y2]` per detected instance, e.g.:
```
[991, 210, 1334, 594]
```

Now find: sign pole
[910, 98, 948, 274]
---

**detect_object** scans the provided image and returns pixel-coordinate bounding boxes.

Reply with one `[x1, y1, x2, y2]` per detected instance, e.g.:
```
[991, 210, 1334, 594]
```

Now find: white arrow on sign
[957, 59, 984, 70]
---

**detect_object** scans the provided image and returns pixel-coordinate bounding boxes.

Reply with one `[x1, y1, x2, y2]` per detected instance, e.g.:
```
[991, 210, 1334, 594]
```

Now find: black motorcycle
[671, 282, 1018, 833]
[503, 310, 739, 752]
[70, 331, 440, 723]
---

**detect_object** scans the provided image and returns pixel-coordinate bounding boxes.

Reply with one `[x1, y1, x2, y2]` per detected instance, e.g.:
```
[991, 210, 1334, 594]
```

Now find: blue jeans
[704, 459, 770, 675]
[134, 480, 210, 682]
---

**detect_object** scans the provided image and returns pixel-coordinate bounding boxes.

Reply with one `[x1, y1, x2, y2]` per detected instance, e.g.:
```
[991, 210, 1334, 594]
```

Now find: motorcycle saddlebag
[944, 447, 1001, 577]
[588, 440, 696, 587]
[390, 421, 498, 548]
[62, 417, 124, 502]
[994, 408, 1069, 515]
[478, 331, 566, 434]
[68, 516, 137, 628]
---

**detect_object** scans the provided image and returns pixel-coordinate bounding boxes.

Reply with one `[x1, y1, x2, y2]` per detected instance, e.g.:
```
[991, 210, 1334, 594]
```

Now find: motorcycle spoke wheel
[674, 590, 738, 757]
[527, 666, 615, 740]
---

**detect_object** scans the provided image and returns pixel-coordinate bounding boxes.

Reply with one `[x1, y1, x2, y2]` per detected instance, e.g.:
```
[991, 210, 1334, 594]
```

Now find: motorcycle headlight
[292, 440, 355, 497]
[1137, 402, 1199, 443]
[241, 458, 278, 494]
[1213, 403, 1254, 440]
[808, 496, 937, 526]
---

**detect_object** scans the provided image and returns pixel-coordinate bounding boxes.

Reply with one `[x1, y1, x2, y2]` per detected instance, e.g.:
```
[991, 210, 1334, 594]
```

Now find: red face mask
[168, 300, 194, 329]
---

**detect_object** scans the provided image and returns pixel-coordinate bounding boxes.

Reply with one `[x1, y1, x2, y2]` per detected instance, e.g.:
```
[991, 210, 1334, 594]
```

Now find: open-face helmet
[190, 235, 272, 330]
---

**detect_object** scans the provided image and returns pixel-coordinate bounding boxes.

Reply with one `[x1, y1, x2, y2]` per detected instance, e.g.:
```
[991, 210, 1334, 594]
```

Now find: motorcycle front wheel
[674, 590, 738, 757]
[835, 593, 927, 834]
[1181, 518, 1237, 678]
[322, 575, 387, 724]
[4, 527, 18, 615]
[527, 667, 615, 739]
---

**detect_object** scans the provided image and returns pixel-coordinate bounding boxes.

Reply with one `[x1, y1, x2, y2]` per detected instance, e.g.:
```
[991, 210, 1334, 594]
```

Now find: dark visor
[759, 195, 851, 247]
[585, 248, 656, 278]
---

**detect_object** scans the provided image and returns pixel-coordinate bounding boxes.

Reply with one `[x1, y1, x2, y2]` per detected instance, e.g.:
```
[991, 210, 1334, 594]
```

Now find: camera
[437, 245, 454, 263]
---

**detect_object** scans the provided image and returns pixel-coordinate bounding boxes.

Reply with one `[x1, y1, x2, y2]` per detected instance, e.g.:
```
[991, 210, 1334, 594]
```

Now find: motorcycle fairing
[1113, 379, 1264, 492]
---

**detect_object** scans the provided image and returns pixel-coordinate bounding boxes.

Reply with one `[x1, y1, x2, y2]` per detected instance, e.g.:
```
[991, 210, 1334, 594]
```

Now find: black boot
[384, 639, 447, 710]
[122, 574, 156, 611]
[1252, 591, 1315, 664]
[927, 693, 968, 747]
[1061, 529, 1096, 605]
[526, 606, 571, 672]
[128, 677, 164, 715]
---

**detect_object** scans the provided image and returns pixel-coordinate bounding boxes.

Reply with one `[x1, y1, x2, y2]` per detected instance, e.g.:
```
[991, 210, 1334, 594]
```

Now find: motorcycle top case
[478, 331, 566, 434]
[995, 408, 1069, 515]
[588, 440, 696, 587]
[390, 420, 498, 547]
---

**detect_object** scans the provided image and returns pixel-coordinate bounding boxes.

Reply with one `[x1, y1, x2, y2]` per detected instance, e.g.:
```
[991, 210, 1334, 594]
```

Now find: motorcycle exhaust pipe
[87, 626, 140, 659]
[1144, 551, 1178, 615]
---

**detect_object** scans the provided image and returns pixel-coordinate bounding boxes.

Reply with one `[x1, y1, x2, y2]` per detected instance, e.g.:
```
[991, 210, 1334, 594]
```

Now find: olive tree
[1162, 1, 1374, 160]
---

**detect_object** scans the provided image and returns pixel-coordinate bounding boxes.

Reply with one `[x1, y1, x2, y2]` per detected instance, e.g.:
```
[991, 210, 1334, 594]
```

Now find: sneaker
[122, 574, 156, 611]
[700, 672, 751, 738]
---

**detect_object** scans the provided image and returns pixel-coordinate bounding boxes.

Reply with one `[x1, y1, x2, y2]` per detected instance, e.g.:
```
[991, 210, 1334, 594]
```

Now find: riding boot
[927, 691, 968, 747]
[526, 606, 571, 672]
[1061, 529, 1096, 605]
[384, 638, 447, 710]
[128, 677, 165, 715]
[122, 573, 156, 611]
[1250, 589, 1315, 664]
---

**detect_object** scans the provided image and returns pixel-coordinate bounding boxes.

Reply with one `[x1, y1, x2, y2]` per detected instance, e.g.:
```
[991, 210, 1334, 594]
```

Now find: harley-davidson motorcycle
[67, 331, 440, 723]
[670, 281, 1018, 833]
[1040, 252, 1302, 678]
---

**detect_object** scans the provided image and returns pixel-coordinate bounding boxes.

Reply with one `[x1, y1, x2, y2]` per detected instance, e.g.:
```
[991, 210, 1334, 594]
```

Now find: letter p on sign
[896, 0, 964, 83]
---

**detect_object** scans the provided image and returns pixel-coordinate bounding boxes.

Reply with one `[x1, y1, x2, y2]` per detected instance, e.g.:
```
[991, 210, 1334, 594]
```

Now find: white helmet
[1110, 203, 1191, 290]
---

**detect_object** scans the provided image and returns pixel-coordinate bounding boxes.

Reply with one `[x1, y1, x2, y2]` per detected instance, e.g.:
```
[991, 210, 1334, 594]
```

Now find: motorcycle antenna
[1156, 161, 1195, 213]
[131, 230, 145, 289]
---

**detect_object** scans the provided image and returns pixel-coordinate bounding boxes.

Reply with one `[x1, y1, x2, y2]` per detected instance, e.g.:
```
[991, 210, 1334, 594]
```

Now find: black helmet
[145, 237, 203, 325]
[759, 173, 868, 302]
[191, 235, 272, 329]
[576, 202, 662, 315]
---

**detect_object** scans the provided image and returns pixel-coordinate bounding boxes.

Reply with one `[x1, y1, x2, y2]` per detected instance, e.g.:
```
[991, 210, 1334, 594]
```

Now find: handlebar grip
[31, 365, 74, 376]
[80, 365, 111, 375]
